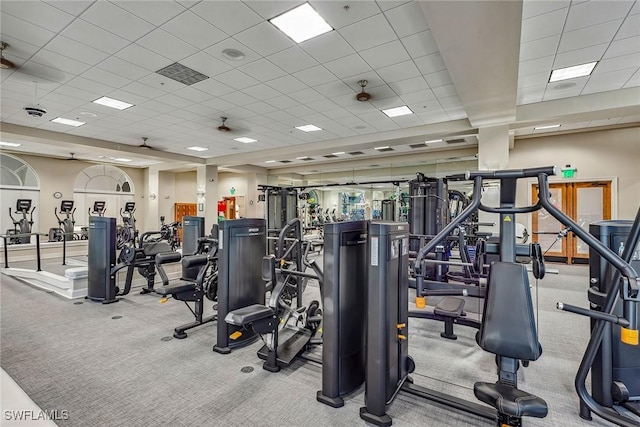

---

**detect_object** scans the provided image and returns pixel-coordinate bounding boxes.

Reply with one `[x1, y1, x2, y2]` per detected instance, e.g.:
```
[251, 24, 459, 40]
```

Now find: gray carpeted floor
[0, 260, 631, 426]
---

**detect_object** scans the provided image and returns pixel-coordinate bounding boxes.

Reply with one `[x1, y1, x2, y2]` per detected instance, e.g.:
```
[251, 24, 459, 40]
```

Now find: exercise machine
[213, 218, 267, 354]
[81, 201, 105, 240]
[117, 202, 137, 249]
[7, 199, 35, 244]
[159, 216, 181, 251]
[154, 236, 219, 338]
[49, 200, 77, 242]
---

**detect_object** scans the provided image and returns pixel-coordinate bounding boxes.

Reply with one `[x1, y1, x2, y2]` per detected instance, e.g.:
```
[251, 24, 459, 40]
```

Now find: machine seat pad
[155, 251, 181, 265]
[433, 297, 465, 317]
[225, 304, 273, 327]
[155, 282, 195, 296]
[142, 241, 172, 256]
[474, 382, 548, 418]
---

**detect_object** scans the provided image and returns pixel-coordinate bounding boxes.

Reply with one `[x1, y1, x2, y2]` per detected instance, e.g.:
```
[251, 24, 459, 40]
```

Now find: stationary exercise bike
[7, 199, 35, 244]
[49, 200, 78, 242]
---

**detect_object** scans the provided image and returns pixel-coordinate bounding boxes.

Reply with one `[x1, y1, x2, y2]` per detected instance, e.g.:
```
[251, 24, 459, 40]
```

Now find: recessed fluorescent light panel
[187, 146, 209, 152]
[265, 160, 276, 163]
[93, 96, 134, 110]
[374, 146, 390, 150]
[234, 137, 257, 143]
[382, 106, 413, 118]
[51, 117, 85, 127]
[270, 3, 333, 43]
[114, 158, 132, 162]
[295, 124, 322, 132]
[0, 141, 21, 147]
[549, 62, 597, 83]
[332, 152, 345, 155]
[534, 124, 561, 130]
[425, 139, 443, 144]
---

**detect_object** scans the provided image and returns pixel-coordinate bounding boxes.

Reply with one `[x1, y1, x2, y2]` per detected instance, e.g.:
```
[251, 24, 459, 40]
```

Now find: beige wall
[6, 154, 145, 233]
[175, 171, 197, 204]
[508, 126, 640, 221]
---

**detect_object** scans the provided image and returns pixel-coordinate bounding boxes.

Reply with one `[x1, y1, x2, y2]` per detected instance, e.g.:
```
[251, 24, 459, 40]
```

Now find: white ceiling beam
[419, 1, 523, 127]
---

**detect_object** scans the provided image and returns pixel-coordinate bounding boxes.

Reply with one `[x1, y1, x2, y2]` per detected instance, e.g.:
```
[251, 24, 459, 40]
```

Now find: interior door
[571, 182, 611, 262]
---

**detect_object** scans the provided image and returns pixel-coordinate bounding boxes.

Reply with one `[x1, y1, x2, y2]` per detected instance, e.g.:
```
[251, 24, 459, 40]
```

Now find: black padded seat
[155, 282, 196, 296]
[433, 296, 465, 317]
[474, 382, 548, 419]
[142, 241, 172, 256]
[225, 304, 273, 327]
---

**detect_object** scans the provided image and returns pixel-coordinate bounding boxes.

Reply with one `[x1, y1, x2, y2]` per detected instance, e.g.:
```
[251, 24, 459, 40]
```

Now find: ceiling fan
[65, 152, 80, 161]
[0, 41, 66, 83]
[356, 80, 372, 102]
[138, 137, 157, 150]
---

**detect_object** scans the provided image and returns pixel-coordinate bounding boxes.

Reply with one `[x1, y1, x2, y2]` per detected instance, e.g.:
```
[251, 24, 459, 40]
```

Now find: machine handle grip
[466, 166, 557, 180]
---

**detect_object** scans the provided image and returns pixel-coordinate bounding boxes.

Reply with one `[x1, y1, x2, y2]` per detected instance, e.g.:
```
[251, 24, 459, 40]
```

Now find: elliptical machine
[81, 201, 106, 240]
[7, 199, 35, 244]
[117, 202, 138, 249]
[159, 216, 181, 251]
[49, 200, 78, 242]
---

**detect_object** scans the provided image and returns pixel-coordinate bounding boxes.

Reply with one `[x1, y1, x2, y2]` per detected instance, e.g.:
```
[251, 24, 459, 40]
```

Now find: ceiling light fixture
[0, 141, 21, 147]
[332, 151, 345, 155]
[425, 139, 443, 144]
[234, 137, 257, 143]
[549, 62, 597, 83]
[222, 49, 245, 61]
[534, 124, 561, 130]
[270, 3, 333, 43]
[374, 146, 390, 150]
[114, 158, 132, 162]
[187, 146, 209, 152]
[296, 124, 322, 132]
[93, 96, 134, 110]
[382, 106, 413, 118]
[265, 160, 276, 163]
[51, 117, 85, 127]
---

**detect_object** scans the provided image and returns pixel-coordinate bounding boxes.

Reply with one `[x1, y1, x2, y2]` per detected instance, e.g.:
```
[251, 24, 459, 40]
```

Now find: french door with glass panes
[532, 181, 611, 264]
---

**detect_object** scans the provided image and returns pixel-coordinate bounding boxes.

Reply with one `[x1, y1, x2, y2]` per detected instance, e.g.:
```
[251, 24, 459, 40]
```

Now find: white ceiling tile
[400, 89, 437, 105]
[32, 50, 92, 76]
[41, 92, 86, 108]
[522, 0, 570, 20]
[564, 0, 634, 32]
[414, 53, 446, 75]
[623, 69, 640, 88]
[376, 60, 421, 83]
[140, 100, 180, 114]
[1, 13, 57, 47]
[121, 81, 167, 99]
[604, 36, 640, 59]
[180, 52, 233, 78]
[339, 14, 397, 51]
[172, 86, 213, 103]
[360, 40, 411, 69]
[214, 70, 260, 90]
[138, 73, 186, 92]
[66, 76, 116, 96]
[62, 19, 130, 54]
[322, 106, 353, 119]
[300, 31, 355, 63]
[190, 1, 260, 36]
[438, 96, 461, 108]
[432, 84, 457, 98]
[235, 21, 295, 57]
[594, 52, 640, 74]
[239, 59, 287, 81]
[417, 109, 449, 125]
[245, 101, 279, 115]
[44, 36, 110, 67]
[542, 76, 589, 101]
[306, 98, 340, 113]
[201, 96, 239, 112]
[243, 1, 305, 20]
[0, 37, 40, 62]
[376, 1, 411, 12]
[324, 54, 371, 79]
[521, 8, 568, 43]
[314, 81, 355, 97]
[389, 76, 430, 95]
[137, 29, 200, 62]
[156, 93, 193, 109]
[558, 19, 623, 53]
[553, 43, 609, 69]
[82, 2, 156, 42]
[54, 84, 103, 103]
[310, 1, 381, 29]
[44, 0, 94, 17]
[263, 95, 298, 110]
[517, 83, 547, 104]
[520, 35, 561, 62]
[444, 106, 468, 120]
[1, 1, 75, 33]
[390, 114, 423, 127]
[400, 31, 439, 59]
[113, 1, 186, 26]
[287, 87, 323, 103]
[384, 1, 429, 38]
[264, 75, 307, 94]
[80, 67, 132, 89]
[115, 44, 173, 72]
[370, 96, 405, 109]
[618, 114, 640, 124]
[616, 12, 640, 40]
[204, 38, 262, 66]
[190, 77, 235, 97]
[518, 71, 551, 89]
[582, 67, 637, 95]
[519, 55, 555, 76]
[293, 65, 337, 86]
[284, 104, 317, 118]
[161, 10, 228, 50]
[267, 46, 319, 74]
[97, 56, 150, 81]
[243, 84, 282, 100]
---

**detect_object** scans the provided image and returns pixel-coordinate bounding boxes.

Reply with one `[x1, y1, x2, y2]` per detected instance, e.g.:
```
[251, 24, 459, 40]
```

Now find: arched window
[74, 165, 135, 194]
[0, 153, 40, 189]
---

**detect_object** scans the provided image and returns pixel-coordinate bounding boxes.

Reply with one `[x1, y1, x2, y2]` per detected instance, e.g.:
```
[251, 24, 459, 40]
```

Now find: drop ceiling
[0, 0, 638, 172]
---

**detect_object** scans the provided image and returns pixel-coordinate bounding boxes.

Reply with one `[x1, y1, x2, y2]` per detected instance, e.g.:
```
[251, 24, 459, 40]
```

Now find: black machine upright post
[213, 218, 267, 354]
[317, 220, 368, 408]
[499, 178, 517, 263]
[87, 216, 117, 303]
[360, 221, 411, 426]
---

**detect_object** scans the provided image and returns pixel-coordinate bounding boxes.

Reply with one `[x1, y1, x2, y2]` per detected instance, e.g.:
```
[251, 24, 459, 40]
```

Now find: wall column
[145, 165, 160, 230]
[477, 125, 510, 170]
[197, 165, 218, 224]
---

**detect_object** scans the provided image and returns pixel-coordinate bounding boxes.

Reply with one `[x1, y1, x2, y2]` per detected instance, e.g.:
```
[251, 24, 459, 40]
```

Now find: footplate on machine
[257, 328, 312, 366]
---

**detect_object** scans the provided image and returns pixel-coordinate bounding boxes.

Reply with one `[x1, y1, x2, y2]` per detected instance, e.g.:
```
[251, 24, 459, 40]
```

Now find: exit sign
[562, 167, 577, 178]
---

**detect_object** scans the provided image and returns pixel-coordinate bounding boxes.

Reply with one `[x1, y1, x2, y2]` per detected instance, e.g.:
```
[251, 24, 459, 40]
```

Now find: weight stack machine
[408, 175, 448, 252]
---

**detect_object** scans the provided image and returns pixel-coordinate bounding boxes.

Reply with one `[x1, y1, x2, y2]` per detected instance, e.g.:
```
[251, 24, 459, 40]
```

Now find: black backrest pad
[478, 262, 541, 361]
[182, 255, 208, 281]
[155, 251, 182, 265]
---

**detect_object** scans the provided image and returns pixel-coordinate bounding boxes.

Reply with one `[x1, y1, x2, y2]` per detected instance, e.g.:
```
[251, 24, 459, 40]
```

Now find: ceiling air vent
[298, 157, 313, 161]
[156, 63, 209, 85]
[445, 138, 466, 144]
[323, 154, 337, 158]
[410, 143, 426, 149]
[279, 160, 292, 163]
[349, 151, 365, 155]
[376, 147, 394, 152]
